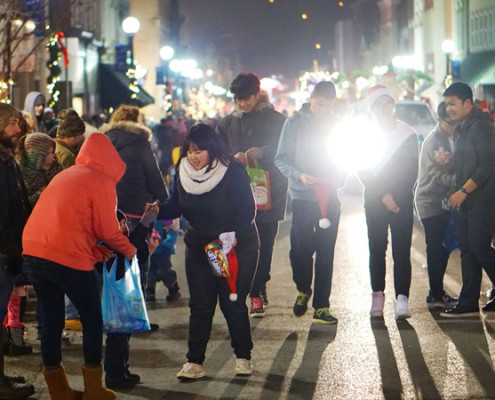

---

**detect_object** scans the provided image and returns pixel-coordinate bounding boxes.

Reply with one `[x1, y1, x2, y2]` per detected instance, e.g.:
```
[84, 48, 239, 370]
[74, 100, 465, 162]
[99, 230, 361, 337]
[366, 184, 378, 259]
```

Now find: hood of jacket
[23, 91, 45, 118]
[75, 132, 126, 183]
[232, 91, 274, 118]
[103, 121, 152, 151]
[459, 106, 494, 132]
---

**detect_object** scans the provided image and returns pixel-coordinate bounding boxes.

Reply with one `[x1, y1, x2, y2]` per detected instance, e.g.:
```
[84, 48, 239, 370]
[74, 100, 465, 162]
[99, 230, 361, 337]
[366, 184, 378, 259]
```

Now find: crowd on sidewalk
[1, 75, 495, 399]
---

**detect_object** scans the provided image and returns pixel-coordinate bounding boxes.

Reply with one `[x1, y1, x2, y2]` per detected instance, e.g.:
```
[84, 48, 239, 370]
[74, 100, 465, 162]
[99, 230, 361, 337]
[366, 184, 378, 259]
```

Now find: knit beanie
[23, 132, 55, 170]
[366, 85, 395, 110]
[56, 109, 85, 138]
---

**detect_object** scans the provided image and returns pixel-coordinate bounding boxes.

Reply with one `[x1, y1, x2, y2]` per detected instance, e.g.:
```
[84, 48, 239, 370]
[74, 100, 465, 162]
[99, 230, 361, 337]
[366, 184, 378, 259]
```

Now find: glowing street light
[301, 13, 308, 20]
[315, 43, 321, 50]
[160, 45, 174, 61]
[122, 17, 140, 66]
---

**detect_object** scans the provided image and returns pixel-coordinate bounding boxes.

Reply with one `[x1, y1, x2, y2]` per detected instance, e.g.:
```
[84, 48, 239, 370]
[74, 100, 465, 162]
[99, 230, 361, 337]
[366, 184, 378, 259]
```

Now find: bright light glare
[122, 17, 140, 34]
[328, 117, 385, 173]
[160, 46, 174, 61]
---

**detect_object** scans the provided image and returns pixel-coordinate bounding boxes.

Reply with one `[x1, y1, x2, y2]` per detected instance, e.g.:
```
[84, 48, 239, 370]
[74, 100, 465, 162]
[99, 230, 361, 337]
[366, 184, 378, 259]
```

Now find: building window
[470, 8, 495, 52]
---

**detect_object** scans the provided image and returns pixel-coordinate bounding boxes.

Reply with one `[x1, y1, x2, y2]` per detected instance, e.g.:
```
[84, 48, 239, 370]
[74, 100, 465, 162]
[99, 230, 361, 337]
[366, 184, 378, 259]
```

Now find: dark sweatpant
[289, 199, 341, 310]
[185, 235, 258, 364]
[249, 221, 279, 298]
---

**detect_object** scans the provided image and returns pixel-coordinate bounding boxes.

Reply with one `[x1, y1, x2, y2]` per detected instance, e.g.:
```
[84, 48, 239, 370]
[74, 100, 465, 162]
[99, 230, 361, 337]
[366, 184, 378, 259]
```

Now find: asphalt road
[9, 179, 495, 399]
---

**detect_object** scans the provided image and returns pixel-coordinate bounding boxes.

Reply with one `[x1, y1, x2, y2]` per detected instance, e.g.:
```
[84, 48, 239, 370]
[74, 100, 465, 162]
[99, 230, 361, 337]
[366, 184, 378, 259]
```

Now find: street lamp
[442, 39, 455, 78]
[159, 45, 174, 62]
[122, 16, 140, 67]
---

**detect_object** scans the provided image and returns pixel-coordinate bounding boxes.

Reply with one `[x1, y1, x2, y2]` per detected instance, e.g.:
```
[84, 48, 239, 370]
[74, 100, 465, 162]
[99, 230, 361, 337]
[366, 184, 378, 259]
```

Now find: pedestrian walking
[414, 101, 458, 310]
[275, 80, 345, 324]
[22, 132, 136, 399]
[439, 82, 495, 317]
[0, 103, 35, 399]
[158, 124, 259, 379]
[217, 72, 287, 317]
[358, 85, 418, 320]
[54, 109, 85, 169]
[23, 92, 47, 133]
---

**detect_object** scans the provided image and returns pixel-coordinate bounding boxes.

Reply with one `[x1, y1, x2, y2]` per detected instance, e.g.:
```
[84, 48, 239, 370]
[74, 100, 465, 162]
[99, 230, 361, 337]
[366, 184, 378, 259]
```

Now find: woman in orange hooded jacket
[23, 132, 136, 400]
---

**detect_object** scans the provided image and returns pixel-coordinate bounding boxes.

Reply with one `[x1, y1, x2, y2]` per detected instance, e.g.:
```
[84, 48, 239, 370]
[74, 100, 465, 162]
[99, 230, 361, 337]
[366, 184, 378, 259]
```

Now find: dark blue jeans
[289, 199, 341, 309]
[421, 212, 451, 299]
[365, 201, 413, 298]
[0, 258, 16, 323]
[249, 221, 279, 298]
[26, 256, 103, 367]
[457, 202, 495, 310]
[147, 253, 177, 289]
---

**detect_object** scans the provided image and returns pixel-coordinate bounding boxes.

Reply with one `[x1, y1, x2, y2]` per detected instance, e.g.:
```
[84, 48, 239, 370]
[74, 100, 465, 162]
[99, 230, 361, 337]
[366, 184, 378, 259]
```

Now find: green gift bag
[245, 154, 271, 210]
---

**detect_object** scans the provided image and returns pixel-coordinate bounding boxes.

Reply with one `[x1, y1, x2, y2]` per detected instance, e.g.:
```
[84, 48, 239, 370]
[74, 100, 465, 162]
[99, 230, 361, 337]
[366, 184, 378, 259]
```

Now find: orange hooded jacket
[23, 133, 136, 270]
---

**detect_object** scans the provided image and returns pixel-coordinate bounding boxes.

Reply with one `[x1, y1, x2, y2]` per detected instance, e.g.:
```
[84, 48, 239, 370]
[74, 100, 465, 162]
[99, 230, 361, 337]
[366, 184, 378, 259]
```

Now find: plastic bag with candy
[204, 240, 230, 278]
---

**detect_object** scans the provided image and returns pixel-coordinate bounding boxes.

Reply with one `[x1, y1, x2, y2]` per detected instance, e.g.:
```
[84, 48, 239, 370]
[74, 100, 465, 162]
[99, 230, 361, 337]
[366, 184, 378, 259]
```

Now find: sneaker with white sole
[176, 362, 205, 379]
[235, 358, 253, 376]
[395, 294, 411, 320]
[370, 291, 385, 317]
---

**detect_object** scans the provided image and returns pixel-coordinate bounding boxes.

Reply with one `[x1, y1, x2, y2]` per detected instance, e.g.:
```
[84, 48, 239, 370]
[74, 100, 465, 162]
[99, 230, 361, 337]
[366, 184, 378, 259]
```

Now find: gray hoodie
[414, 123, 456, 219]
[23, 91, 47, 133]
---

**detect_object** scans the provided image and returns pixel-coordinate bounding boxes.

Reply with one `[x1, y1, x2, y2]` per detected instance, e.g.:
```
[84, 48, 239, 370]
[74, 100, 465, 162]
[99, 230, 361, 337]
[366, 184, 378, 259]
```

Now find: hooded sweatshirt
[414, 124, 456, 219]
[454, 106, 495, 208]
[23, 133, 136, 270]
[23, 91, 47, 133]
[275, 103, 345, 202]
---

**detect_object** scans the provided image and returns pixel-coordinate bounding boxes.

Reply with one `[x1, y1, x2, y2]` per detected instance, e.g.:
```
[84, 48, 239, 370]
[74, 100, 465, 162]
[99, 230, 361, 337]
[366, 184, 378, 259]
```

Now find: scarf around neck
[179, 157, 228, 195]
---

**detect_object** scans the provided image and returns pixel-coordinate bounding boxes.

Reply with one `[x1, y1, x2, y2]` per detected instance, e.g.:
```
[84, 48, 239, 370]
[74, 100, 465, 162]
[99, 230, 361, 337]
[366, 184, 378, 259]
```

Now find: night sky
[179, 0, 351, 80]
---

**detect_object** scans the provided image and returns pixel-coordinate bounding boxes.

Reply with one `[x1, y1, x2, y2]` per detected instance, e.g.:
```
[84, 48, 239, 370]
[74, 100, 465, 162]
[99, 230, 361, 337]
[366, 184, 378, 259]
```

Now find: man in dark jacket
[217, 72, 287, 317]
[440, 82, 495, 317]
[0, 104, 35, 398]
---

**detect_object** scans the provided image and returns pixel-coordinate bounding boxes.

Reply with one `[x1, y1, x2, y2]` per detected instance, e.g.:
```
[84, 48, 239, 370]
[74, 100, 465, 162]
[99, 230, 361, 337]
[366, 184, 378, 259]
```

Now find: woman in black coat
[158, 124, 259, 380]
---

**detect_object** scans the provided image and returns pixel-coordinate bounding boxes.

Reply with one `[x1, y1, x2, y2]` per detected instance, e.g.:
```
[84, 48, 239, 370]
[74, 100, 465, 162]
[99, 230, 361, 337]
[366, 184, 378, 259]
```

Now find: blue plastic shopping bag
[101, 256, 151, 333]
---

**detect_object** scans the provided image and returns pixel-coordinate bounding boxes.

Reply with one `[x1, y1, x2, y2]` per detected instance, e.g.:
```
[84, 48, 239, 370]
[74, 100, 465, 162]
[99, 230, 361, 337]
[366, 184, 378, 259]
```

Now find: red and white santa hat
[366, 85, 395, 110]
[313, 182, 331, 229]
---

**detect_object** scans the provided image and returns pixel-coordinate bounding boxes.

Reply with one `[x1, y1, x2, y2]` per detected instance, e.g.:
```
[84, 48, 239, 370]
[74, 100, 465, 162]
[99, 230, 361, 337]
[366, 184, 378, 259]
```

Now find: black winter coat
[157, 161, 258, 250]
[105, 121, 168, 215]
[454, 106, 495, 208]
[217, 95, 287, 223]
[0, 145, 31, 257]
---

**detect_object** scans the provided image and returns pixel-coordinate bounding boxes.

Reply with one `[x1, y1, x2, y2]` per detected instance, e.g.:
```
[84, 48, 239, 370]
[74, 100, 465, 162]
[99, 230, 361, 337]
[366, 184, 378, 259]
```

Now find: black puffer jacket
[157, 161, 258, 250]
[454, 106, 495, 208]
[0, 145, 31, 257]
[217, 94, 287, 223]
[104, 121, 168, 215]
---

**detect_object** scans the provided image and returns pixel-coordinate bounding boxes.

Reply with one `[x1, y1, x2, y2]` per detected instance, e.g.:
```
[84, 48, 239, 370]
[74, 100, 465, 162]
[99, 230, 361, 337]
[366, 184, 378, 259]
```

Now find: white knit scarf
[179, 157, 228, 195]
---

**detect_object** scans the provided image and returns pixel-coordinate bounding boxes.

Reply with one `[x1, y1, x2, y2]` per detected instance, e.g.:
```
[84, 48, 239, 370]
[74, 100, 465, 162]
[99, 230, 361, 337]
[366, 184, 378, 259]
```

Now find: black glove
[5, 256, 23, 276]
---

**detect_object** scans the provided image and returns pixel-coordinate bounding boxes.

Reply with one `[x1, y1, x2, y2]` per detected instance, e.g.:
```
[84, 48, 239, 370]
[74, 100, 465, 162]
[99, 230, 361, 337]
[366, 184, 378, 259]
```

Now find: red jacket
[23, 133, 136, 271]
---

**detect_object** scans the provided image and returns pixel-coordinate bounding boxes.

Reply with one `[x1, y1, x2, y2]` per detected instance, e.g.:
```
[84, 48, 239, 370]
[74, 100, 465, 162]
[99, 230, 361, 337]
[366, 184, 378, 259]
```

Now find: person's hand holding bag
[219, 231, 236, 254]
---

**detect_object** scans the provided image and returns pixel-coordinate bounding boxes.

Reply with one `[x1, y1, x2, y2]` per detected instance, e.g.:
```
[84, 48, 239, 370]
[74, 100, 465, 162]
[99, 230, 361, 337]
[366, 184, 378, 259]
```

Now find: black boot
[0, 326, 35, 399]
[105, 334, 136, 391]
[166, 283, 181, 302]
[7, 328, 32, 356]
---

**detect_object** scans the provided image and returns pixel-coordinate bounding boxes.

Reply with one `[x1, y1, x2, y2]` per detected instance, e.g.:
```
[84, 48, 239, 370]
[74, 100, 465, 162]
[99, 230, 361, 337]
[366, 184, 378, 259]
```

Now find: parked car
[394, 100, 436, 143]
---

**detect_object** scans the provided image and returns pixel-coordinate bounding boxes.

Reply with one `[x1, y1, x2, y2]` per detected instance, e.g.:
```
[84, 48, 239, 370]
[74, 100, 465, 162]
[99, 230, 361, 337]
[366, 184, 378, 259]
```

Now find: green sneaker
[312, 308, 338, 324]
[293, 289, 312, 317]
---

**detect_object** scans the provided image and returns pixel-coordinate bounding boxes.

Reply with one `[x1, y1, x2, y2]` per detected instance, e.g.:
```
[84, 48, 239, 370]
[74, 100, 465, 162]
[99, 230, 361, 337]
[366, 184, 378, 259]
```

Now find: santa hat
[204, 240, 238, 301]
[366, 85, 395, 110]
[313, 182, 331, 229]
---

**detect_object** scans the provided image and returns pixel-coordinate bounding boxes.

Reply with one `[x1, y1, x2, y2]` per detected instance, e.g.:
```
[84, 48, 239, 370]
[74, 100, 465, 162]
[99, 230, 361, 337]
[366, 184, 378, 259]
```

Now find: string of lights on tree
[46, 31, 68, 107]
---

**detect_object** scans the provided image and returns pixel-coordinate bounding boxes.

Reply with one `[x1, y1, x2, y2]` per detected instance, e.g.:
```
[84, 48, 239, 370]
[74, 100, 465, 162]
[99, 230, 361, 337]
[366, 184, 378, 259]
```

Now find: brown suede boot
[43, 366, 83, 400]
[82, 365, 115, 400]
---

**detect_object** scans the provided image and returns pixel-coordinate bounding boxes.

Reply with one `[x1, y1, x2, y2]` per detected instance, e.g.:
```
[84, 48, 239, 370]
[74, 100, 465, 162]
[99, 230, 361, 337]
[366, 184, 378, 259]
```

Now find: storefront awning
[99, 64, 154, 109]
[460, 50, 495, 86]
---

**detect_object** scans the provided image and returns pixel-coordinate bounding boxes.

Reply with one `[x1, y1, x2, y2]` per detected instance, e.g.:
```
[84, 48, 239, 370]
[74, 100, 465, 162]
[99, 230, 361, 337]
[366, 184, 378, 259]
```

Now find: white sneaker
[176, 362, 206, 379]
[395, 294, 411, 320]
[370, 291, 385, 317]
[235, 358, 253, 376]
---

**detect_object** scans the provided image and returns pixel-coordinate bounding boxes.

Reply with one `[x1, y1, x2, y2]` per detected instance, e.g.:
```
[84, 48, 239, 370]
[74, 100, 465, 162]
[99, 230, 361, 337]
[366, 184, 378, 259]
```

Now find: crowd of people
[0, 75, 495, 399]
